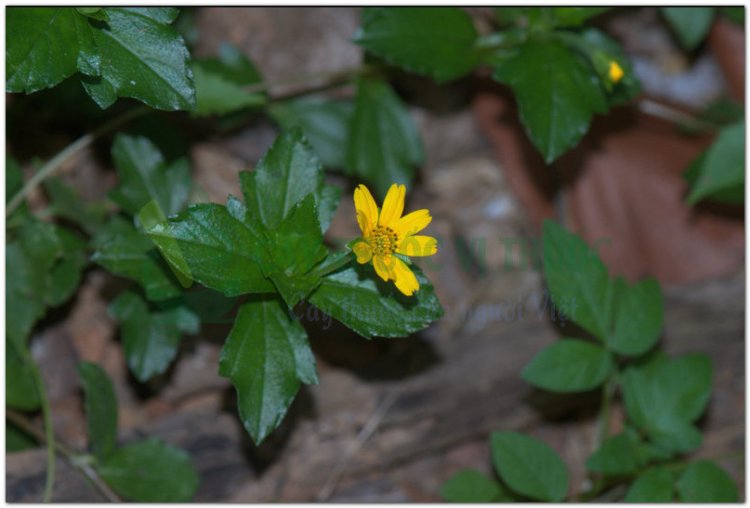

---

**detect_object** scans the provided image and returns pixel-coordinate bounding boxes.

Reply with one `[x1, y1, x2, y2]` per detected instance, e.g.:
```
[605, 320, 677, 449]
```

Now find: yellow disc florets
[370, 225, 399, 256]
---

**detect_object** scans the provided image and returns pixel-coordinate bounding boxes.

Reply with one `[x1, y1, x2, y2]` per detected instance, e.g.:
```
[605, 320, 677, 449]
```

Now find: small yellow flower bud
[608, 61, 624, 84]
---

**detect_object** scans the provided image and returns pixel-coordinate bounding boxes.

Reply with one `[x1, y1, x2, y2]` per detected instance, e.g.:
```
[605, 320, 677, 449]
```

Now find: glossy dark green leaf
[439, 469, 511, 502]
[686, 120, 744, 205]
[6, 339, 41, 411]
[44, 177, 107, 235]
[81, 8, 195, 110]
[492, 38, 607, 163]
[490, 431, 569, 502]
[625, 468, 675, 502]
[92, 217, 182, 301]
[308, 263, 443, 338]
[586, 431, 645, 475]
[7, 422, 37, 452]
[145, 202, 274, 296]
[621, 353, 712, 453]
[269, 99, 353, 169]
[676, 460, 738, 502]
[542, 220, 611, 340]
[355, 7, 478, 82]
[608, 277, 663, 356]
[661, 7, 715, 50]
[346, 78, 424, 198]
[219, 296, 318, 443]
[240, 128, 330, 230]
[110, 134, 192, 217]
[109, 292, 199, 382]
[97, 438, 198, 501]
[522, 339, 613, 393]
[78, 362, 118, 460]
[193, 44, 264, 116]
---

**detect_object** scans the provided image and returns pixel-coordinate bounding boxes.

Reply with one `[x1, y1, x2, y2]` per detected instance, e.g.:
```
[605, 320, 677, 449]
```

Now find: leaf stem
[244, 64, 378, 100]
[6, 105, 149, 218]
[594, 374, 616, 447]
[6, 410, 121, 503]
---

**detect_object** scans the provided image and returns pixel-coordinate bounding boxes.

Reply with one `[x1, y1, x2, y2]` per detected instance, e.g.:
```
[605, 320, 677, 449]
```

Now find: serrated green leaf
[676, 460, 738, 502]
[621, 354, 712, 453]
[355, 7, 478, 82]
[78, 362, 118, 460]
[81, 8, 195, 110]
[586, 432, 644, 475]
[661, 7, 715, 51]
[686, 120, 745, 205]
[43, 177, 107, 235]
[92, 217, 182, 301]
[110, 134, 192, 217]
[492, 38, 607, 163]
[145, 202, 274, 296]
[240, 128, 330, 230]
[109, 291, 199, 382]
[522, 339, 613, 393]
[346, 78, 424, 198]
[269, 99, 353, 170]
[608, 277, 663, 356]
[193, 44, 264, 116]
[490, 431, 569, 502]
[219, 295, 317, 443]
[97, 438, 198, 501]
[625, 468, 675, 502]
[7, 422, 37, 452]
[308, 263, 442, 338]
[542, 220, 611, 340]
[6, 339, 41, 411]
[439, 469, 511, 502]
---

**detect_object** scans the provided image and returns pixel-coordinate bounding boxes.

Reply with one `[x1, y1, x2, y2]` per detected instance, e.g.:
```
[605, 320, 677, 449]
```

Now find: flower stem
[5, 105, 149, 218]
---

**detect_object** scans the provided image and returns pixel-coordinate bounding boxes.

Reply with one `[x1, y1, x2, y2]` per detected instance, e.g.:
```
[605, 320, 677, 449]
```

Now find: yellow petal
[352, 241, 372, 264]
[392, 257, 420, 296]
[393, 209, 432, 238]
[397, 235, 437, 257]
[356, 211, 371, 237]
[378, 183, 405, 228]
[354, 184, 378, 234]
[373, 254, 395, 281]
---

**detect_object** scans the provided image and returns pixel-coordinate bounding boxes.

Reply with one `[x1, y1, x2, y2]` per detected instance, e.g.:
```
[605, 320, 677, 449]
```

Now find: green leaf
[354, 7, 478, 82]
[78, 362, 118, 461]
[661, 7, 716, 51]
[346, 78, 424, 198]
[109, 292, 199, 382]
[308, 263, 443, 338]
[608, 277, 663, 356]
[625, 468, 675, 502]
[676, 460, 738, 502]
[490, 431, 569, 502]
[439, 469, 510, 502]
[193, 44, 264, 116]
[621, 354, 712, 453]
[92, 217, 182, 301]
[269, 98, 353, 170]
[44, 177, 106, 235]
[549, 7, 610, 26]
[97, 438, 198, 501]
[240, 128, 332, 231]
[577, 28, 641, 106]
[492, 38, 607, 163]
[7, 422, 37, 452]
[522, 339, 613, 393]
[81, 7, 195, 110]
[145, 202, 274, 296]
[586, 432, 645, 475]
[686, 120, 745, 205]
[6, 339, 41, 411]
[45, 226, 88, 307]
[110, 134, 192, 217]
[219, 295, 318, 443]
[542, 220, 611, 340]
[6, 8, 92, 92]
[76, 7, 108, 22]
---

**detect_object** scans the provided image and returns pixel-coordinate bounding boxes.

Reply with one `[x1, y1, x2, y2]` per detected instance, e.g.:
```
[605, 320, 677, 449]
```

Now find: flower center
[370, 225, 398, 256]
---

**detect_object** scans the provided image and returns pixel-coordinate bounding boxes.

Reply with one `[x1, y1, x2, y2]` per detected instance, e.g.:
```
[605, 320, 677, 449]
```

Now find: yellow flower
[608, 60, 624, 84]
[352, 183, 437, 296]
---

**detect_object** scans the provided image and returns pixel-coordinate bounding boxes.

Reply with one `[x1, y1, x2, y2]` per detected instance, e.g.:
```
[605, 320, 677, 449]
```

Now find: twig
[638, 99, 718, 132]
[316, 389, 400, 501]
[7, 410, 121, 502]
